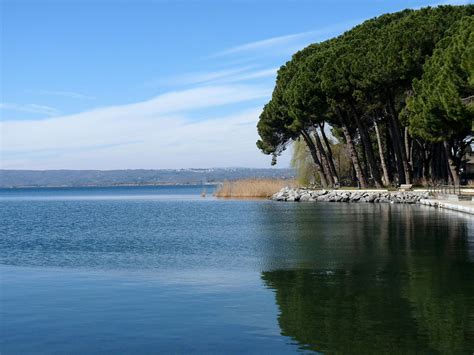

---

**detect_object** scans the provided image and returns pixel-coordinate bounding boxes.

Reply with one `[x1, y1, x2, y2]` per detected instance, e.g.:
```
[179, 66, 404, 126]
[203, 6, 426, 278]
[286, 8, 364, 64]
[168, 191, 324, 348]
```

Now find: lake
[1, 185, 473, 353]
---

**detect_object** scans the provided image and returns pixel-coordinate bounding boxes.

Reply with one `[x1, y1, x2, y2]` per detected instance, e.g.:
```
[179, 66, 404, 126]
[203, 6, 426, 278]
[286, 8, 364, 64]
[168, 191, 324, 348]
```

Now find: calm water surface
[1, 185, 474, 353]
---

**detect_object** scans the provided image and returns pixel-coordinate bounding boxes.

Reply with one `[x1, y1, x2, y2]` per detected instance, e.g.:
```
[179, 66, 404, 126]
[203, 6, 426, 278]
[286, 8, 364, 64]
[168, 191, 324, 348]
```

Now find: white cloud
[1, 84, 290, 169]
[0, 103, 60, 116]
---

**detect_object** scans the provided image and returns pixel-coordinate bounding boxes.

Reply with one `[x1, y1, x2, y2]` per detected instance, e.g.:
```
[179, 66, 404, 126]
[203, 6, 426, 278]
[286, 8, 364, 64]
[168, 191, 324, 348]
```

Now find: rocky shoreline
[272, 187, 430, 204]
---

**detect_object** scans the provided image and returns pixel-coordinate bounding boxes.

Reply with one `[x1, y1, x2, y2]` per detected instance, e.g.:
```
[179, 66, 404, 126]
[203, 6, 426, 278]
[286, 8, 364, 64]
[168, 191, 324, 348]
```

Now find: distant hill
[0, 168, 295, 188]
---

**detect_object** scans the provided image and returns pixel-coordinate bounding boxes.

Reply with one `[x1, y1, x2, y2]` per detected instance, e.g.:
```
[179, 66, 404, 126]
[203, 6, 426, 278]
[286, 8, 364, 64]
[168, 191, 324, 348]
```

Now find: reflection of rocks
[273, 187, 429, 204]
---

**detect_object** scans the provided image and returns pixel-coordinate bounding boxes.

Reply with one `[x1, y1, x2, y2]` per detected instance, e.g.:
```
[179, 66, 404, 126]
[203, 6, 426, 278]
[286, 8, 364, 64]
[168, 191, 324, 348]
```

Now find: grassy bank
[215, 179, 294, 198]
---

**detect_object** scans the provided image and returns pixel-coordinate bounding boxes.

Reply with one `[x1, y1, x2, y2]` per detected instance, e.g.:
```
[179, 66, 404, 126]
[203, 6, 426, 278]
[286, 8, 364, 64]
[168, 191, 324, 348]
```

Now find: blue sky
[1, 0, 470, 169]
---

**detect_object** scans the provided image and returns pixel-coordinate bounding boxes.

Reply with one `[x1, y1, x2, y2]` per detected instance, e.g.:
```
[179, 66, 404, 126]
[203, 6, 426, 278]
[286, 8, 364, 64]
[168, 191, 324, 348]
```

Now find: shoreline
[0, 183, 220, 189]
[419, 199, 474, 215]
[272, 187, 430, 204]
[271, 187, 474, 215]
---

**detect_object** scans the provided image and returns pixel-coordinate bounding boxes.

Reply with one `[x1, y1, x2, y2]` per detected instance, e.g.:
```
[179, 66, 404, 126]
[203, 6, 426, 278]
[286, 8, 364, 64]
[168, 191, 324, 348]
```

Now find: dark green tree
[257, 46, 333, 187]
[257, 5, 473, 188]
[406, 16, 474, 184]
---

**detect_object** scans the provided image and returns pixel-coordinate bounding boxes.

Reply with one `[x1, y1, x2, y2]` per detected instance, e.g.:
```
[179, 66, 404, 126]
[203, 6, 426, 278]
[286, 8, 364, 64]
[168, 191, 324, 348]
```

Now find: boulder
[271, 187, 430, 205]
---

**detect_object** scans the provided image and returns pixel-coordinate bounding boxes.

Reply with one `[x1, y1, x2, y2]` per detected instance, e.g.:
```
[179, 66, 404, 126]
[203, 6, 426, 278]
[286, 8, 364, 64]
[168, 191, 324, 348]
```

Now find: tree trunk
[420, 141, 431, 186]
[443, 140, 460, 186]
[441, 143, 453, 184]
[300, 130, 329, 188]
[313, 129, 337, 186]
[430, 145, 435, 182]
[374, 121, 390, 186]
[387, 97, 411, 184]
[313, 135, 333, 186]
[349, 104, 384, 188]
[350, 163, 357, 186]
[316, 148, 330, 185]
[318, 123, 339, 184]
[385, 124, 394, 184]
[432, 143, 446, 183]
[422, 156, 430, 186]
[361, 144, 369, 183]
[337, 109, 367, 188]
[388, 118, 405, 185]
[405, 127, 414, 178]
[404, 127, 411, 164]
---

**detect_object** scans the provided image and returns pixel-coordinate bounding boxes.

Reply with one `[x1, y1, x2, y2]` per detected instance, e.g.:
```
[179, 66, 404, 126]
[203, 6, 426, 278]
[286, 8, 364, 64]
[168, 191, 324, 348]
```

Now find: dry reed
[214, 178, 295, 198]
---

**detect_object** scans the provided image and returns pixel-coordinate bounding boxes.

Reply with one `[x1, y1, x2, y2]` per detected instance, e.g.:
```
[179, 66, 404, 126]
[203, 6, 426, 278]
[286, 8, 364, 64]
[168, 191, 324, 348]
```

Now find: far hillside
[0, 168, 295, 188]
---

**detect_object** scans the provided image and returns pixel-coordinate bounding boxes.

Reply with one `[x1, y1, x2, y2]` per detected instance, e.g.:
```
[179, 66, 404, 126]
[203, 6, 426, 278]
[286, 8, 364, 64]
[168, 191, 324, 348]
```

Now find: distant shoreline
[0, 168, 296, 189]
[0, 182, 221, 189]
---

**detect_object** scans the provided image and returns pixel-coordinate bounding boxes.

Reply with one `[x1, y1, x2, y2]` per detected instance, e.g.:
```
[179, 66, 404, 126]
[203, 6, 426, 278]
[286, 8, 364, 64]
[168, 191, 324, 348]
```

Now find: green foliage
[284, 42, 332, 126]
[290, 138, 318, 185]
[256, 101, 294, 164]
[330, 142, 353, 183]
[291, 137, 352, 185]
[407, 16, 474, 142]
[256, 46, 318, 164]
[257, 4, 473, 186]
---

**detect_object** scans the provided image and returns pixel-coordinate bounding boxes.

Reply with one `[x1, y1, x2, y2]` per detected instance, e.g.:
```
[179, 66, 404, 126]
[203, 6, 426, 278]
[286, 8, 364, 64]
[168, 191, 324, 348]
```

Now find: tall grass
[215, 179, 294, 198]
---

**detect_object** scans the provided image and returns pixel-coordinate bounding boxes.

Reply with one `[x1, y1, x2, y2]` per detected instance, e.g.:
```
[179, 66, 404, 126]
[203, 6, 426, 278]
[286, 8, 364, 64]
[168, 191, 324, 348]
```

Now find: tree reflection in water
[260, 204, 474, 353]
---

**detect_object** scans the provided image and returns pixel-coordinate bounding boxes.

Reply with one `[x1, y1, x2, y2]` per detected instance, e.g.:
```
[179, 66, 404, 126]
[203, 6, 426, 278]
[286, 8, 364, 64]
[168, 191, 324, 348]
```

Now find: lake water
[1, 185, 474, 353]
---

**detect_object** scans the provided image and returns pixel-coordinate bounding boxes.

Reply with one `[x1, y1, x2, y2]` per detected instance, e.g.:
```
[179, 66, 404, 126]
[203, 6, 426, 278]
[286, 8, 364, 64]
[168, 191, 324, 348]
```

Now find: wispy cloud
[412, 0, 470, 10]
[2, 85, 269, 123]
[0, 83, 287, 169]
[1, 20, 362, 169]
[212, 20, 359, 58]
[147, 20, 358, 95]
[0, 103, 60, 116]
[223, 67, 278, 83]
[154, 66, 254, 86]
[157, 66, 278, 87]
[35, 90, 95, 100]
[432, 0, 471, 5]
[215, 31, 317, 57]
